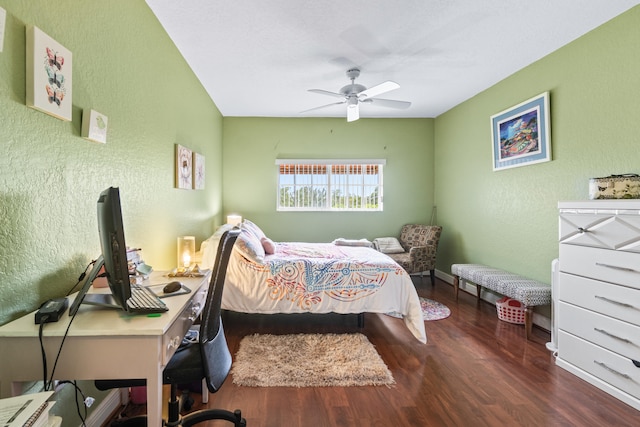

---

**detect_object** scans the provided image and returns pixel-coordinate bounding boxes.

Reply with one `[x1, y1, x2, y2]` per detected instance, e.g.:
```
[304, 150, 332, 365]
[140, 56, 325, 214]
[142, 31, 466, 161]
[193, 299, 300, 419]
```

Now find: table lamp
[226, 214, 242, 226]
[177, 236, 196, 269]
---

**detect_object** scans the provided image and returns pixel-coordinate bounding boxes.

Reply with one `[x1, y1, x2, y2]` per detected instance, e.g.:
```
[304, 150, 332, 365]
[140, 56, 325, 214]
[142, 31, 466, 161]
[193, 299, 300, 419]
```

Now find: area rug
[387, 297, 451, 321]
[231, 333, 395, 387]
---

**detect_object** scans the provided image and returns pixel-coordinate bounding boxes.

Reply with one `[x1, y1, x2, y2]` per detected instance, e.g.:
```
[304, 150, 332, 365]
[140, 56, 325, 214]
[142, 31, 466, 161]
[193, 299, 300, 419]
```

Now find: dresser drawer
[559, 244, 640, 289]
[559, 331, 640, 400]
[559, 212, 640, 252]
[558, 273, 640, 325]
[161, 284, 207, 365]
[559, 302, 640, 360]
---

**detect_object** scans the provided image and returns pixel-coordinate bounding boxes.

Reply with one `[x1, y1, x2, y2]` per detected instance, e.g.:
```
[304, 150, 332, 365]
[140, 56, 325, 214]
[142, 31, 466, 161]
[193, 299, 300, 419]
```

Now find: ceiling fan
[302, 68, 411, 122]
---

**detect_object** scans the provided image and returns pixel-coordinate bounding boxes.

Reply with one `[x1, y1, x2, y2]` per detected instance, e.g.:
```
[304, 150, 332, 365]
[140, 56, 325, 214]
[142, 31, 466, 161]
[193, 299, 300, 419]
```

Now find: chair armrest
[408, 245, 427, 257]
[408, 245, 436, 270]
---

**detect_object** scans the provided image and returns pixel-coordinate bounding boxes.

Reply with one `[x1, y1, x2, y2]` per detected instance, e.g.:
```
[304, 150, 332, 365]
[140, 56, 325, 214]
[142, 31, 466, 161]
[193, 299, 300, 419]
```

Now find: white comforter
[220, 242, 427, 343]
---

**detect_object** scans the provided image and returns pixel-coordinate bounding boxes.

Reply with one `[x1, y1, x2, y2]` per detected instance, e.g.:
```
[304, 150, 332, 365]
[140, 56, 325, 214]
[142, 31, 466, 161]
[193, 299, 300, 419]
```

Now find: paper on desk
[0, 391, 53, 426]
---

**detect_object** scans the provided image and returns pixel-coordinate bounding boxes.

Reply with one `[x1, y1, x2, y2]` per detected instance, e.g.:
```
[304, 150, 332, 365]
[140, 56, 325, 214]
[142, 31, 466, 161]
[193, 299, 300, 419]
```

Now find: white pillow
[333, 238, 373, 248]
[234, 228, 266, 264]
[373, 237, 405, 254]
[242, 219, 266, 240]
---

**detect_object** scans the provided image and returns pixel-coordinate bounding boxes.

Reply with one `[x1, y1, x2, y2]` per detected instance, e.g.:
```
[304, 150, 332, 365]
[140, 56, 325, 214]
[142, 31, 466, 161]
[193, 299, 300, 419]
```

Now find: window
[276, 159, 384, 211]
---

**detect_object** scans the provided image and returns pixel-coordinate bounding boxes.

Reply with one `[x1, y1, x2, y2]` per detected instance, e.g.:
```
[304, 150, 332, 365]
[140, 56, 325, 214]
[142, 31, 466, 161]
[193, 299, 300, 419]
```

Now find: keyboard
[127, 284, 168, 313]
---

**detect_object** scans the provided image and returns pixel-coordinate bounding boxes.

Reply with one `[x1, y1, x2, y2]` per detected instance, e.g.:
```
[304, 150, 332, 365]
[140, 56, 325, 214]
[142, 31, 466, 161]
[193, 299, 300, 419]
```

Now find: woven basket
[496, 296, 526, 324]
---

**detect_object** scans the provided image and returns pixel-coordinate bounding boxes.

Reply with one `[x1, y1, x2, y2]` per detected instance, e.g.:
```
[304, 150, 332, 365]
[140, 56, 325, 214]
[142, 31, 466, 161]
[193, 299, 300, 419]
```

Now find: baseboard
[434, 269, 551, 332]
[84, 389, 123, 427]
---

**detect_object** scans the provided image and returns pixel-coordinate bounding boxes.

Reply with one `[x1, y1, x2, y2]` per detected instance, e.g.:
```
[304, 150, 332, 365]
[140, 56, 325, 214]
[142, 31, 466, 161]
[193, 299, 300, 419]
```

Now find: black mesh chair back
[199, 227, 239, 392]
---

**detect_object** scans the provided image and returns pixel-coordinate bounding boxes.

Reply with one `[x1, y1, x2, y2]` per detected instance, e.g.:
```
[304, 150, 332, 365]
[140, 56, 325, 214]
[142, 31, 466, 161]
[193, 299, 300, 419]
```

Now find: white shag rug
[231, 333, 395, 387]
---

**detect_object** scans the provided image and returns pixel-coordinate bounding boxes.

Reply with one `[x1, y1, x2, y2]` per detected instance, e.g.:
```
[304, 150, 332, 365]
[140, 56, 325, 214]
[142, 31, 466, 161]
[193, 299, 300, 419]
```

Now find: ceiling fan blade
[300, 101, 345, 114]
[358, 81, 400, 99]
[308, 89, 345, 99]
[347, 102, 359, 122]
[365, 98, 411, 109]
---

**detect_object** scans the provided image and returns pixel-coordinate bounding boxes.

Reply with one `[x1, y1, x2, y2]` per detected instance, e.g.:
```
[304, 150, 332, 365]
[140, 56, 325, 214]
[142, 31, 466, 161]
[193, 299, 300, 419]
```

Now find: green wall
[222, 117, 435, 242]
[2, 1, 638, 423]
[0, 0, 223, 325]
[0, 1, 223, 423]
[434, 6, 640, 283]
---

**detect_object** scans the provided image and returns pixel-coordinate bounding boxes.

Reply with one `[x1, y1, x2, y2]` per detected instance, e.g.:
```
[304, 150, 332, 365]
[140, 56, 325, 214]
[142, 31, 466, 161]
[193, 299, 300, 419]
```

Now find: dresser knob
[168, 336, 181, 351]
[189, 303, 201, 321]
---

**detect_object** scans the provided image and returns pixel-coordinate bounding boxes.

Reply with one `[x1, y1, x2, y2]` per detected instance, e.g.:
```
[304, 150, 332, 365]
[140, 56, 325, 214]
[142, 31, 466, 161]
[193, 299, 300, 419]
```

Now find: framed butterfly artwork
[26, 25, 72, 121]
[175, 144, 193, 190]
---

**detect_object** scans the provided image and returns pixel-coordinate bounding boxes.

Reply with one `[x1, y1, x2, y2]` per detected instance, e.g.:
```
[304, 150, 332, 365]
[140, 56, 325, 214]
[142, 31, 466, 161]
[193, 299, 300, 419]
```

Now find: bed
[199, 221, 427, 343]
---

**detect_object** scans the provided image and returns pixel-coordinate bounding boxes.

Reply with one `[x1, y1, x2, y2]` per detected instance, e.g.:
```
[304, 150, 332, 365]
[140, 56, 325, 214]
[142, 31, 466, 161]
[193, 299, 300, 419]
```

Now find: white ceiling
[146, 0, 639, 119]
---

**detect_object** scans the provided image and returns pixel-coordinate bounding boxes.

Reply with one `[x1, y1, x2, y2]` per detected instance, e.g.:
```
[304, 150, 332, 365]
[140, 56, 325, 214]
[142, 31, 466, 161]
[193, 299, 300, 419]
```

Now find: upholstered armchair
[376, 224, 442, 286]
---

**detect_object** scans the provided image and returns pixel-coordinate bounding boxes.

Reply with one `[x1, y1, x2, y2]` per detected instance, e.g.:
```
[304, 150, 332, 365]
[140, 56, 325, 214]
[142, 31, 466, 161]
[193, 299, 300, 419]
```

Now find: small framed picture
[81, 109, 108, 143]
[490, 92, 551, 171]
[175, 144, 192, 189]
[193, 152, 205, 190]
[26, 25, 72, 121]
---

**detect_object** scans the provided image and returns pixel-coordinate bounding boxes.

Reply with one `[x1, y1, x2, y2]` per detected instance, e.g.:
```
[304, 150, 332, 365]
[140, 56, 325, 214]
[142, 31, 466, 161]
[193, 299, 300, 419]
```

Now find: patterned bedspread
[222, 242, 427, 343]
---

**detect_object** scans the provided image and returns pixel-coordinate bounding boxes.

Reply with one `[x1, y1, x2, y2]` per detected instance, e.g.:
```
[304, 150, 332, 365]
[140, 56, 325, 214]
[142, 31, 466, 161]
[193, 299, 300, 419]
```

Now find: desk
[0, 271, 210, 427]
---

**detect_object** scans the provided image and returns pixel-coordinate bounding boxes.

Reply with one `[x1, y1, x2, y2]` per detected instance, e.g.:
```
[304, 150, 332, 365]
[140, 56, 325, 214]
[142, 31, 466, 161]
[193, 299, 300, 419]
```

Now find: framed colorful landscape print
[26, 25, 72, 121]
[490, 92, 551, 171]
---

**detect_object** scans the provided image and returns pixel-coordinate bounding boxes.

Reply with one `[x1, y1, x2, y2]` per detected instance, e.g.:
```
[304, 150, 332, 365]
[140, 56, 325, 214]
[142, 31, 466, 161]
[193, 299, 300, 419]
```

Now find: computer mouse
[163, 281, 182, 294]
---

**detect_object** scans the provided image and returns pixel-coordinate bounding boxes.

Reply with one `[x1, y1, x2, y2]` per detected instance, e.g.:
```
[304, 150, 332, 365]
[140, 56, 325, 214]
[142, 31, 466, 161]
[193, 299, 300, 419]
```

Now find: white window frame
[276, 159, 385, 212]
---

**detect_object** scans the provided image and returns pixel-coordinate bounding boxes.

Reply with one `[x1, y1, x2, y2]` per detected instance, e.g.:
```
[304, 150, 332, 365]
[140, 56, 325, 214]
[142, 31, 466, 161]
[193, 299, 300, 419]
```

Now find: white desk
[0, 271, 210, 427]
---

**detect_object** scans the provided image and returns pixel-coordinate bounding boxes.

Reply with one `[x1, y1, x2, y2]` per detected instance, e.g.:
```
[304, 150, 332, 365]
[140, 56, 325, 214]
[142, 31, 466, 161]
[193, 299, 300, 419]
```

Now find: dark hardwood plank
[108, 278, 640, 426]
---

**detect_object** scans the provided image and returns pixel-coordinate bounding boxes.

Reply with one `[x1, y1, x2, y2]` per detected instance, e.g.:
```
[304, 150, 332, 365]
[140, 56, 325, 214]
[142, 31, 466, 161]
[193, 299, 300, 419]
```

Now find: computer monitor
[70, 187, 132, 314]
[96, 186, 131, 308]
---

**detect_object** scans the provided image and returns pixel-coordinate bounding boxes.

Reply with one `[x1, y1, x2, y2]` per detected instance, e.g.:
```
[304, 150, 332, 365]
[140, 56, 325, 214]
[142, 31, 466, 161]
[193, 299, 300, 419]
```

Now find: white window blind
[276, 159, 385, 211]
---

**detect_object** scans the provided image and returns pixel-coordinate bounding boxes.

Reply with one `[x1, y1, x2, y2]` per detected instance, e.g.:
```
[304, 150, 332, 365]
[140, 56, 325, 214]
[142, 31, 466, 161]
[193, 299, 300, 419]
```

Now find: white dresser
[557, 200, 640, 411]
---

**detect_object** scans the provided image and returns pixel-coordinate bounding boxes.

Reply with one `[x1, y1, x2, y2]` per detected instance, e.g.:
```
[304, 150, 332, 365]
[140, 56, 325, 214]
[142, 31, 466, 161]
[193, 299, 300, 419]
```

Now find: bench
[451, 264, 551, 339]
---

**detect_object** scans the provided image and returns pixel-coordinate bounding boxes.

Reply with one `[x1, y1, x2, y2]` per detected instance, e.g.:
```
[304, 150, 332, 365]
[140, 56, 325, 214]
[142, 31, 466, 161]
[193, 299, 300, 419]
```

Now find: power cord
[38, 259, 97, 397]
[66, 259, 97, 296]
[45, 306, 80, 391]
[35, 260, 101, 427]
[59, 380, 89, 426]
[38, 315, 50, 388]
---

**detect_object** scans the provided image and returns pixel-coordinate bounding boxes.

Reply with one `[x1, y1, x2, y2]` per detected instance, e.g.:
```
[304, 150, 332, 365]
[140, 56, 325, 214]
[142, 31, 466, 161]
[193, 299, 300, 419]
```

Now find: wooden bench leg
[525, 307, 533, 340]
[453, 275, 460, 301]
[476, 285, 482, 306]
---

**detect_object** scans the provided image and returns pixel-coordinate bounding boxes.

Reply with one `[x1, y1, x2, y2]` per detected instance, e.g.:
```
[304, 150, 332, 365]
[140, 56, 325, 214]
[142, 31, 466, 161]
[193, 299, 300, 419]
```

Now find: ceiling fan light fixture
[306, 68, 409, 122]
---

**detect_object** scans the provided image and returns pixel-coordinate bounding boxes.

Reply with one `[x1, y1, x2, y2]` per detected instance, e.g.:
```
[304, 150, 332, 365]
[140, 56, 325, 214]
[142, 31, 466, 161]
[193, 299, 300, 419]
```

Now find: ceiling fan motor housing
[341, 68, 366, 95]
[341, 83, 366, 96]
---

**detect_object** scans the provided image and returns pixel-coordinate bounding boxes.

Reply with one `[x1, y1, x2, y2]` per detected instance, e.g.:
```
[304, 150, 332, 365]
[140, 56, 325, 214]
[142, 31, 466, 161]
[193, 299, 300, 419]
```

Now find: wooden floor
[109, 278, 640, 426]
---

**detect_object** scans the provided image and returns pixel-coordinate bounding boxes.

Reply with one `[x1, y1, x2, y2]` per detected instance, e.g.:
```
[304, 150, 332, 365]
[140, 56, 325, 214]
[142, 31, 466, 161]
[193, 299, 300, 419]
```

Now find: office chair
[96, 228, 246, 426]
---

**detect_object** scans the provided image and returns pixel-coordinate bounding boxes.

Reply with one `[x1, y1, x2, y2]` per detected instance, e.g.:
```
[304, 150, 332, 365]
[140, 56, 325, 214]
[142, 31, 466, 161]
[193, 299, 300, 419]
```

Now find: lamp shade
[177, 236, 195, 268]
[227, 214, 242, 226]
